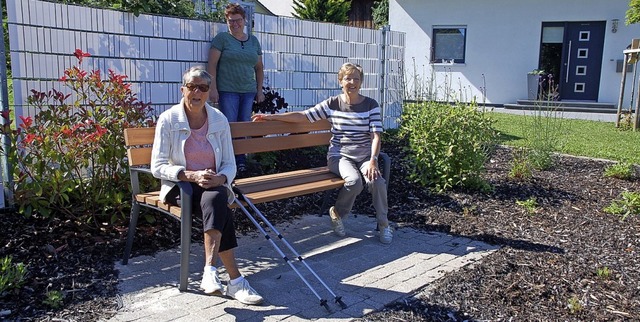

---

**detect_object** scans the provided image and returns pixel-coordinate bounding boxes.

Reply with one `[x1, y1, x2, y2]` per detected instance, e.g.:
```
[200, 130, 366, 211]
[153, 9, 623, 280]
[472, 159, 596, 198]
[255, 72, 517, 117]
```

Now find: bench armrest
[129, 167, 193, 199]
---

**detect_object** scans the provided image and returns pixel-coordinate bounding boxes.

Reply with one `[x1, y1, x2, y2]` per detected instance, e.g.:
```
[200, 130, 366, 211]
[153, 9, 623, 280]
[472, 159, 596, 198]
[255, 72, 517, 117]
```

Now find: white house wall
[390, 0, 640, 105]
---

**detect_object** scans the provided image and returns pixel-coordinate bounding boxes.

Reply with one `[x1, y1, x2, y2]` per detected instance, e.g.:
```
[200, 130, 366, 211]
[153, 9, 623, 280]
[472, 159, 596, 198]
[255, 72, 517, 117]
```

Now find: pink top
[184, 119, 216, 172]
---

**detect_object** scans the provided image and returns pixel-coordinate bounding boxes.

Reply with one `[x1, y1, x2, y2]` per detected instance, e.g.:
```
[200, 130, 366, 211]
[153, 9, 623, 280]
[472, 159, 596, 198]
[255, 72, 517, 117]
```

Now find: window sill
[431, 62, 466, 67]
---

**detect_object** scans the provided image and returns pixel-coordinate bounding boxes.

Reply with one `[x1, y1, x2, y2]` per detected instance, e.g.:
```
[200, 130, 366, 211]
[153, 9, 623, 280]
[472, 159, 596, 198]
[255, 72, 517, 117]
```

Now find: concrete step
[515, 100, 616, 109]
[505, 101, 621, 114]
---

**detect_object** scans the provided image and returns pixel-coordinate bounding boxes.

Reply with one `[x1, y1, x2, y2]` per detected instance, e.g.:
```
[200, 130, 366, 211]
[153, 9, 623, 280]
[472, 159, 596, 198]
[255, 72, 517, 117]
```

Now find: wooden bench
[121, 119, 390, 291]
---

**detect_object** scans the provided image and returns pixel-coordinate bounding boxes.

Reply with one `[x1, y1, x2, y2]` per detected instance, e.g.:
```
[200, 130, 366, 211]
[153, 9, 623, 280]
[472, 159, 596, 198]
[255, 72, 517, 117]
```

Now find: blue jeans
[218, 91, 256, 166]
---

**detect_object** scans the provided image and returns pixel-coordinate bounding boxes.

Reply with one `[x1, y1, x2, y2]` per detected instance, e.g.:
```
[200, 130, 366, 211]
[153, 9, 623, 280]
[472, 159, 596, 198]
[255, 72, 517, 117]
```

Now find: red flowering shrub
[0, 50, 154, 225]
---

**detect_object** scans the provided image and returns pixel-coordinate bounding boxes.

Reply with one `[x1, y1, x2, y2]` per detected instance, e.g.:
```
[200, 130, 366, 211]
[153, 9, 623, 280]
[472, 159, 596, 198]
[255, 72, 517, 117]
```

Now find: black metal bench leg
[319, 190, 333, 217]
[122, 202, 140, 265]
[179, 191, 193, 292]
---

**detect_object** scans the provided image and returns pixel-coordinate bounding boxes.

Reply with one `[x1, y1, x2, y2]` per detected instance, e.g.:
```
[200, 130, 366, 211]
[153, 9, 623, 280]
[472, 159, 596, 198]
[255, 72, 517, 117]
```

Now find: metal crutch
[232, 187, 347, 310]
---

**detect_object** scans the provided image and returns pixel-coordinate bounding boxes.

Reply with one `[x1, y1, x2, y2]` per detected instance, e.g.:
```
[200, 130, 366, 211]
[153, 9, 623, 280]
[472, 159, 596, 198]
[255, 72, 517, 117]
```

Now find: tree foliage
[372, 0, 389, 28]
[51, 0, 229, 20]
[627, 0, 640, 24]
[292, 0, 351, 24]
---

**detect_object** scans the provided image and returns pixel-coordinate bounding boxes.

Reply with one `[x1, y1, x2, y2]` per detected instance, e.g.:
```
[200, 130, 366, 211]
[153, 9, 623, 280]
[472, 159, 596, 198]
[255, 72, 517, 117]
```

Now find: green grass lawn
[489, 111, 640, 164]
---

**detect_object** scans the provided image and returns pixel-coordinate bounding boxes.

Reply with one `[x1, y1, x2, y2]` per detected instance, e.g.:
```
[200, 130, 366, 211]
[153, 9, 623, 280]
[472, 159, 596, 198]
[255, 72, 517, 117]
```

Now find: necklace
[231, 33, 248, 49]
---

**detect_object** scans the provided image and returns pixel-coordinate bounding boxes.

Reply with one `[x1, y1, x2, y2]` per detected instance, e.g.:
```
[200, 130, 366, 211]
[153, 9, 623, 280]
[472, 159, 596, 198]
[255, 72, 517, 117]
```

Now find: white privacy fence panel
[6, 0, 404, 128]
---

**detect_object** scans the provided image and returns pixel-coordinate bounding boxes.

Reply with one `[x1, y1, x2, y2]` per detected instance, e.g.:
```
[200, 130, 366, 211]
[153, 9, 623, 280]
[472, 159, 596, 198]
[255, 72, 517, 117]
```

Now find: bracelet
[371, 155, 378, 161]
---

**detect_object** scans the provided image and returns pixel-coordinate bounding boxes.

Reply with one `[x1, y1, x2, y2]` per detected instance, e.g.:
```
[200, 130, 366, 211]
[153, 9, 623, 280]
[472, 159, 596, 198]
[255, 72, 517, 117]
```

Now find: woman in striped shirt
[251, 62, 392, 244]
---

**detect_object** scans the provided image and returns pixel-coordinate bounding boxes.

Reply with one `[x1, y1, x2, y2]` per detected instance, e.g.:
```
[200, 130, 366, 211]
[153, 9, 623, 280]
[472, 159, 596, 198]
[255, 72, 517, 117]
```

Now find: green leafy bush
[399, 101, 498, 193]
[508, 147, 533, 180]
[292, 0, 350, 24]
[516, 197, 538, 215]
[43, 290, 64, 309]
[0, 49, 153, 225]
[0, 256, 27, 297]
[603, 162, 635, 180]
[522, 103, 566, 170]
[604, 190, 640, 220]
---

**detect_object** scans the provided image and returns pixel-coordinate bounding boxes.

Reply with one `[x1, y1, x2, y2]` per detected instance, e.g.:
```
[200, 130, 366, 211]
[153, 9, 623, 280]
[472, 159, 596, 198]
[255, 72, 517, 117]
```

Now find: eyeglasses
[184, 83, 210, 92]
[227, 18, 244, 24]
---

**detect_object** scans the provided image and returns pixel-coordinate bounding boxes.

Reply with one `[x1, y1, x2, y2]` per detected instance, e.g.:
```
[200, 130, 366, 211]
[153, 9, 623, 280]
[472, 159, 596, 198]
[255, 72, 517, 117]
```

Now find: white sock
[230, 276, 244, 285]
[204, 266, 217, 272]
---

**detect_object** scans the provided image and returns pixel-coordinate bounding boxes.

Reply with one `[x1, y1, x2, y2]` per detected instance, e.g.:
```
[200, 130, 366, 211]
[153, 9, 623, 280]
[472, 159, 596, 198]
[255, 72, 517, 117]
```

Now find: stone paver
[110, 214, 498, 321]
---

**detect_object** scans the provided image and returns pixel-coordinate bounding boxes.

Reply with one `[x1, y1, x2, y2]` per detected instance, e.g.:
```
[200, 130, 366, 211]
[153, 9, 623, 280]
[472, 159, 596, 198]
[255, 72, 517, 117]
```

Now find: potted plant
[527, 69, 545, 100]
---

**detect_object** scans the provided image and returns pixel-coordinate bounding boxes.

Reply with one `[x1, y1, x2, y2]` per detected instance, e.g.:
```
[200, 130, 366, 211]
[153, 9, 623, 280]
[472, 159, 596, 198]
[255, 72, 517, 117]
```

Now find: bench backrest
[124, 119, 332, 167]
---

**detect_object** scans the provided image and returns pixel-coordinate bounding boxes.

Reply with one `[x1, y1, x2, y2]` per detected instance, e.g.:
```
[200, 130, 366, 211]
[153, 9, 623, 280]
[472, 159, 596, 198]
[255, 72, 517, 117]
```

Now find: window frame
[431, 26, 467, 64]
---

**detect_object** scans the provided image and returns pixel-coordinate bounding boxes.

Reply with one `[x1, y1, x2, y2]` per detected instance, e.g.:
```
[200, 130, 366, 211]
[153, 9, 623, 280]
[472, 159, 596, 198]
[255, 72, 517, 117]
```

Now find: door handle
[566, 40, 572, 83]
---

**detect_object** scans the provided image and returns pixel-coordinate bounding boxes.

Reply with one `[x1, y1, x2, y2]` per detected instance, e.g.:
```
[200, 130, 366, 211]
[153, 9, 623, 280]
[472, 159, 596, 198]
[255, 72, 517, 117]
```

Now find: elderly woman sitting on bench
[151, 66, 263, 305]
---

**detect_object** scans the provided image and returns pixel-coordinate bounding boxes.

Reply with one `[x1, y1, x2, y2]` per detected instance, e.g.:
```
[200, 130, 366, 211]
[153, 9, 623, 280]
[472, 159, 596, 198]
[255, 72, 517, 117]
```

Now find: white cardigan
[150, 99, 237, 204]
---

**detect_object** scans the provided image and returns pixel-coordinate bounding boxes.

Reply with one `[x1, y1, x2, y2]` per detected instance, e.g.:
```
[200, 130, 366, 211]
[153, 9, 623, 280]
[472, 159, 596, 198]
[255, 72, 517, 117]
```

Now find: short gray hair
[182, 66, 212, 85]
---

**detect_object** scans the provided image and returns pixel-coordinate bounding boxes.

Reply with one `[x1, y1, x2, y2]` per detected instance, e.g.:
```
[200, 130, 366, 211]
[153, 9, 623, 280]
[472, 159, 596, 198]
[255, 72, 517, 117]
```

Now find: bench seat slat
[136, 191, 181, 219]
[235, 167, 334, 187]
[235, 172, 339, 193]
[135, 191, 159, 203]
[233, 177, 345, 206]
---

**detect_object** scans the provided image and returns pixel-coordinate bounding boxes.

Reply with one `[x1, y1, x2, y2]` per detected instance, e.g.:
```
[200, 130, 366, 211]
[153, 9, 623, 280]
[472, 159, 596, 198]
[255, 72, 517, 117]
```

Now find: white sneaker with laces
[329, 206, 346, 237]
[226, 278, 263, 305]
[200, 268, 223, 294]
[379, 226, 393, 244]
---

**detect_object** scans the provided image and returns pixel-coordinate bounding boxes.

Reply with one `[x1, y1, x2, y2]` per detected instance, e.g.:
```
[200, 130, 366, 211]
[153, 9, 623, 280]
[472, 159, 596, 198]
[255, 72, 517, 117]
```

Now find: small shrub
[400, 101, 498, 193]
[508, 147, 533, 180]
[516, 197, 538, 215]
[567, 295, 583, 314]
[618, 111, 634, 131]
[43, 290, 64, 309]
[603, 191, 640, 220]
[0, 49, 153, 225]
[603, 162, 635, 180]
[519, 97, 566, 171]
[252, 86, 289, 114]
[596, 266, 611, 279]
[0, 256, 27, 296]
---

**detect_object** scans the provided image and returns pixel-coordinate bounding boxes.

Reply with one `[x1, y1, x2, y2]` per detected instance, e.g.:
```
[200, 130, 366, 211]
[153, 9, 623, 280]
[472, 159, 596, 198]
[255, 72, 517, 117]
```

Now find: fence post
[380, 25, 390, 125]
[0, 7, 13, 208]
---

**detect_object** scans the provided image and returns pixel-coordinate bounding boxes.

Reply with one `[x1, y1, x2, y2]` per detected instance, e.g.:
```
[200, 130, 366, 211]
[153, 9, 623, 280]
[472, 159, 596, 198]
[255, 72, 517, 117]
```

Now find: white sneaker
[379, 226, 393, 244]
[200, 269, 223, 294]
[329, 206, 346, 237]
[226, 278, 263, 305]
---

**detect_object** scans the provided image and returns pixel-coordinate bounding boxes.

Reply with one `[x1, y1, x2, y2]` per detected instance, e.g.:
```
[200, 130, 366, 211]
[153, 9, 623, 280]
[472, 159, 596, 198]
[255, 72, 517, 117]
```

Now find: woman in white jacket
[151, 66, 262, 305]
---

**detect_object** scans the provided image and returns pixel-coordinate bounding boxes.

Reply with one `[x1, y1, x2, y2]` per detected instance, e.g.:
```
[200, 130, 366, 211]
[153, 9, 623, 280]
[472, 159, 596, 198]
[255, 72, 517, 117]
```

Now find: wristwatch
[371, 155, 378, 161]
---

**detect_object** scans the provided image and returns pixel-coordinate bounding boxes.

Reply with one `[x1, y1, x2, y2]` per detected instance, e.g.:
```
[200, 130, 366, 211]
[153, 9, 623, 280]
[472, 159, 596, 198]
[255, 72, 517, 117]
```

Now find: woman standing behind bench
[207, 2, 264, 172]
[252, 62, 392, 244]
[151, 66, 263, 305]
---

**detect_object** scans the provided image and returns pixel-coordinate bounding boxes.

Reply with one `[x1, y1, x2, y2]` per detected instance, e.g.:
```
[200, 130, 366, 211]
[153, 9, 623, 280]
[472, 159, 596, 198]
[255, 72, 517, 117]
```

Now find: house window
[432, 27, 467, 64]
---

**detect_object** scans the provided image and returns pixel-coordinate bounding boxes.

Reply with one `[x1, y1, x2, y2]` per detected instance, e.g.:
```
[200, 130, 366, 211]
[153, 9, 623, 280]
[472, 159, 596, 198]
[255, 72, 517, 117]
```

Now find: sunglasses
[184, 83, 210, 92]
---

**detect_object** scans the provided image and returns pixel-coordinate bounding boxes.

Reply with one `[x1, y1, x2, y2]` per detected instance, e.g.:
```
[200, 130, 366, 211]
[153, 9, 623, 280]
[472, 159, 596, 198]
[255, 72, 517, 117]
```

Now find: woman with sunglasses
[151, 66, 263, 305]
[207, 2, 264, 172]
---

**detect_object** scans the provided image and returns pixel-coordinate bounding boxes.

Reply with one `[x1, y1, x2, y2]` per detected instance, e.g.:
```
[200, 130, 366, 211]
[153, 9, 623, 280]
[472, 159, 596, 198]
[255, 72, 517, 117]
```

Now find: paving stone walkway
[110, 214, 498, 322]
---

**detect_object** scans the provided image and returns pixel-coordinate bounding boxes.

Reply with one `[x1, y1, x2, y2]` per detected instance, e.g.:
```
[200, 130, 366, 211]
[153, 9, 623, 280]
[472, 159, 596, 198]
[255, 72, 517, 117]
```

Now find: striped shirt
[304, 95, 383, 160]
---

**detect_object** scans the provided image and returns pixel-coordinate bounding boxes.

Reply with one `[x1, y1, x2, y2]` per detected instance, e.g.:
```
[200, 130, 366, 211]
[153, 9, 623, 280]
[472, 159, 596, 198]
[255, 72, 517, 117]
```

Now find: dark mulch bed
[1, 143, 639, 321]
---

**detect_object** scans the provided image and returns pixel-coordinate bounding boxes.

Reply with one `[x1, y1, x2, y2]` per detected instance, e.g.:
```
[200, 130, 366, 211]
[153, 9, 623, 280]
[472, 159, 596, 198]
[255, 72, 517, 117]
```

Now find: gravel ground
[1, 144, 638, 321]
